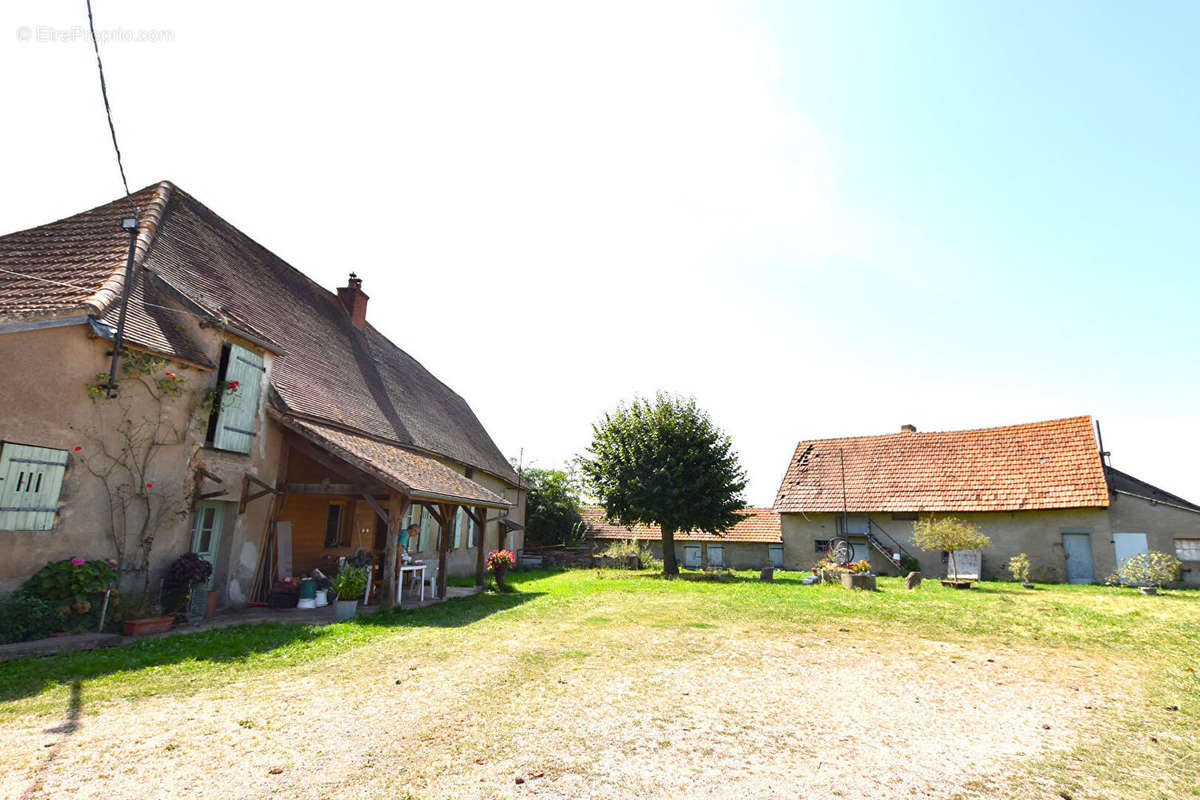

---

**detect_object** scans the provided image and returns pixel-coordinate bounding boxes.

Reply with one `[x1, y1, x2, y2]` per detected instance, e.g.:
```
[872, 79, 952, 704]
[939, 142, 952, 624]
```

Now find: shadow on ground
[0, 589, 540, 704]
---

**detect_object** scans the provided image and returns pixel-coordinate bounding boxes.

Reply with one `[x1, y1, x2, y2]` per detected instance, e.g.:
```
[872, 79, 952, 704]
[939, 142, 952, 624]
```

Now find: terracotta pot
[121, 616, 175, 636]
[205, 589, 218, 618]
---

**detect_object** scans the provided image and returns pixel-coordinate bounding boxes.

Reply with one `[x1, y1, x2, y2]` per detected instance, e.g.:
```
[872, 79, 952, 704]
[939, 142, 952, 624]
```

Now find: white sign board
[946, 549, 981, 580]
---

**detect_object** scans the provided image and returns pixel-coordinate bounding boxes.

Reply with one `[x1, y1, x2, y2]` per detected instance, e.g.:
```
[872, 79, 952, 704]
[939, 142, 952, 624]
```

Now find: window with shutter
[453, 508, 464, 549]
[211, 343, 265, 454]
[0, 443, 69, 531]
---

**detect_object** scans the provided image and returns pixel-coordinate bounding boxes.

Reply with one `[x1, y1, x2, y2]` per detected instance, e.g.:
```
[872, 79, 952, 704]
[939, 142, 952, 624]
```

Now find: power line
[85, 0, 138, 218]
[0, 266, 213, 322]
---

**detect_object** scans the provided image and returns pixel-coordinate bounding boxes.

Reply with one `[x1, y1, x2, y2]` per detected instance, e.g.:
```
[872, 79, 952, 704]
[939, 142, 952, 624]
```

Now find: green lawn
[1, 570, 1197, 799]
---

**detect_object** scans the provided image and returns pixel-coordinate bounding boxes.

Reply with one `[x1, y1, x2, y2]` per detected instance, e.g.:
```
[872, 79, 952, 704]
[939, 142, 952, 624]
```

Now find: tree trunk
[662, 527, 680, 576]
[949, 549, 958, 581]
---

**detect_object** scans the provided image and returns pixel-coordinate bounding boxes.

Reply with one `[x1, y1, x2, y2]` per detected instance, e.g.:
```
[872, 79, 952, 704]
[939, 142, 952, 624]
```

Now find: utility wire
[0, 266, 215, 322]
[85, 0, 138, 218]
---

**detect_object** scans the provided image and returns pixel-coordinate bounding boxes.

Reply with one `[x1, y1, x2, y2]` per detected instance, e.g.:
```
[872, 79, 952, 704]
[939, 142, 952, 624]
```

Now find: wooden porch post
[437, 502, 458, 599]
[382, 493, 411, 609]
[475, 505, 487, 587]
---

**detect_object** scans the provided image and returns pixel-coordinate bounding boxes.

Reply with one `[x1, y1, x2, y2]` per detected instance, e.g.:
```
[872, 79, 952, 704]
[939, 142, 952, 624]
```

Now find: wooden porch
[246, 416, 513, 608]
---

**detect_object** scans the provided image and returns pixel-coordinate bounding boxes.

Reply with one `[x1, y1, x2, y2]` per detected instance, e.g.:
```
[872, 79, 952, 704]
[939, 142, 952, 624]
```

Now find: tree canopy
[522, 466, 586, 547]
[579, 393, 746, 575]
[911, 516, 991, 581]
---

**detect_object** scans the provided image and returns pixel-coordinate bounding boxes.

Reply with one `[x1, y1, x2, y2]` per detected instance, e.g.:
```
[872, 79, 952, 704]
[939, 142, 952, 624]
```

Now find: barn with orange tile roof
[582, 506, 784, 569]
[773, 418, 1200, 584]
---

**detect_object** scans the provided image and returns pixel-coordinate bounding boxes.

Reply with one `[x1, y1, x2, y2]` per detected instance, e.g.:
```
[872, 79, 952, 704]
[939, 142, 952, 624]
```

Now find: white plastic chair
[422, 562, 437, 602]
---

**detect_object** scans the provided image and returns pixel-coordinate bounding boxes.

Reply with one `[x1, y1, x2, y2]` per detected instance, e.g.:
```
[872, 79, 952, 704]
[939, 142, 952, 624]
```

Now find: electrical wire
[85, 0, 138, 218]
[0, 266, 214, 322]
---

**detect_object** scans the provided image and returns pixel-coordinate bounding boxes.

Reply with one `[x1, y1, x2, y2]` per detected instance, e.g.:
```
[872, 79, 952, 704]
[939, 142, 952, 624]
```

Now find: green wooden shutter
[213, 344, 265, 453]
[418, 507, 431, 552]
[0, 443, 69, 531]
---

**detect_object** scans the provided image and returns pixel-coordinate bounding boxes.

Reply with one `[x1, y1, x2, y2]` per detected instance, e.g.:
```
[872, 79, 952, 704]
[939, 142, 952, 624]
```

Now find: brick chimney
[900, 424, 917, 433]
[336, 272, 369, 328]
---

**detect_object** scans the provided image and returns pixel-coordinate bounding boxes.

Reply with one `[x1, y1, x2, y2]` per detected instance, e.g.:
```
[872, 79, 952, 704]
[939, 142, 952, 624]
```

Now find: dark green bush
[0, 593, 59, 644]
[20, 557, 120, 632]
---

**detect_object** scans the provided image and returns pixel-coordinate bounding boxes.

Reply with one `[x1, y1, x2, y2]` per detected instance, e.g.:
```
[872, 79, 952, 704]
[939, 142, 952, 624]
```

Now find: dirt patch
[0, 623, 1131, 800]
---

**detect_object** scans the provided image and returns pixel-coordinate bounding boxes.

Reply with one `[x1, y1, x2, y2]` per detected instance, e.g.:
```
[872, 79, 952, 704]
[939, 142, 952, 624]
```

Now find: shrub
[20, 557, 120, 631]
[1113, 551, 1182, 589]
[331, 565, 366, 600]
[598, 539, 662, 570]
[487, 550, 517, 572]
[912, 516, 990, 581]
[898, 553, 921, 574]
[1008, 553, 1031, 583]
[0, 593, 59, 644]
[161, 552, 214, 615]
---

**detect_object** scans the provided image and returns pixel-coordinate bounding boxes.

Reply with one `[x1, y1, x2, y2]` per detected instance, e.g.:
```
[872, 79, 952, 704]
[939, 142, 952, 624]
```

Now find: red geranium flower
[74, 446, 82, 451]
[145, 483, 153, 489]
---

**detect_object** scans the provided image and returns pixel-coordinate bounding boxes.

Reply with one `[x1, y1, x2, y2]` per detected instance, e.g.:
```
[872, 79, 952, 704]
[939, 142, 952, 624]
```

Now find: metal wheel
[826, 537, 853, 566]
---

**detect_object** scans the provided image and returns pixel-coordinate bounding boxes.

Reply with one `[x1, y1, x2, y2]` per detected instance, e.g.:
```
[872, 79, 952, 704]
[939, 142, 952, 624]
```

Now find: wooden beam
[423, 503, 446, 528]
[437, 502, 457, 599]
[283, 482, 387, 496]
[463, 506, 484, 528]
[474, 504, 486, 587]
[361, 493, 388, 526]
[382, 494, 411, 609]
[239, 474, 279, 515]
[284, 434, 369, 483]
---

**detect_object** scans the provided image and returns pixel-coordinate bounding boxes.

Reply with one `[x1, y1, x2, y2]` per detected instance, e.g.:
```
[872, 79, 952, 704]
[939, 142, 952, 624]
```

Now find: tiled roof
[0, 183, 169, 319]
[774, 416, 1110, 513]
[284, 417, 512, 508]
[581, 506, 781, 543]
[0, 181, 518, 485]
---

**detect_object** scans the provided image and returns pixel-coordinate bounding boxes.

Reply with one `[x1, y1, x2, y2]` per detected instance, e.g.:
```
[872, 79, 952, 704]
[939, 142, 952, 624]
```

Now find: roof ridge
[790, 415, 1094, 446]
[83, 180, 175, 317]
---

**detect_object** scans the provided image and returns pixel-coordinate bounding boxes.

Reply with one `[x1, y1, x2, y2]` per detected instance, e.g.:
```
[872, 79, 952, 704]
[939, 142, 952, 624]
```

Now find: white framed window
[768, 544, 784, 567]
[1175, 539, 1200, 561]
[0, 442, 69, 531]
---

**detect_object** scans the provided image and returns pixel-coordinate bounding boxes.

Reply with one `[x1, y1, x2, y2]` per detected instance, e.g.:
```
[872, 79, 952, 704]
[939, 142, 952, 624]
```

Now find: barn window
[323, 503, 345, 548]
[1175, 539, 1200, 561]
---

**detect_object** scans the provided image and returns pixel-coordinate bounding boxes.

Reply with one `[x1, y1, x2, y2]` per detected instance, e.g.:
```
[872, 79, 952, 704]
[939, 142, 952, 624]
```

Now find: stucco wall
[1108, 492, 1200, 585]
[780, 508, 1116, 582]
[0, 323, 282, 606]
[625, 540, 777, 570]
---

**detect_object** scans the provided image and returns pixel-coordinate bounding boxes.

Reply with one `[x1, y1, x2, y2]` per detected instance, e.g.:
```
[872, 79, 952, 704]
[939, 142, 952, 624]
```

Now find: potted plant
[912, 516, 990, 589]
[1111, 551, 1182, 595]
[1008, 553, 1034, 589]
[487, 549, 517, 590]
[331, 565, 366, 621]
[161, 552, 214, 623]
[840, 559, 876, 590]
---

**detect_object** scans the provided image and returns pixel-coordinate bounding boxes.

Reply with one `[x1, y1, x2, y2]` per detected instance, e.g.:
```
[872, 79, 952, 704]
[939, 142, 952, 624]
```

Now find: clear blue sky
[2, 1, 1197, 502]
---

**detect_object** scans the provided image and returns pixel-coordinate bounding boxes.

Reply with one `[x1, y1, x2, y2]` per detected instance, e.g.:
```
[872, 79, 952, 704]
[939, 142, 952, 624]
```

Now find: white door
[708, 544, 724, 567]
[1113, 533, 1148, 572]
[683, 545, 701, 568]
[1063, 533, 1094, 584]
[850, 538, 870, 564]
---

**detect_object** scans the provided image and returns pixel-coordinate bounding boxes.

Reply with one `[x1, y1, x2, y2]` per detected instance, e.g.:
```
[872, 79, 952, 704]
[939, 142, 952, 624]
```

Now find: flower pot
[1139, 586, 1158, 596]
[940, 580, 973, 589]
[494, 567, 508, 589]
[121, 616, 175, 636]
[205, 589, 217, 619]
[334, 599, 359, 621]
[841, 572, 876, 591]
[820, 569, 841, 584]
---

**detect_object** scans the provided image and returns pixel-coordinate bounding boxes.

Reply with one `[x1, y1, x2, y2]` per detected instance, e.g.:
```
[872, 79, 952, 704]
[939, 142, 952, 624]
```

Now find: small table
[397, 564, 426, 607]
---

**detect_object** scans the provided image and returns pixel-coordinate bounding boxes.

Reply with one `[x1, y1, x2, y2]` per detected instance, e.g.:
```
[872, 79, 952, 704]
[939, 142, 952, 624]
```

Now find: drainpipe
[104, 216, 139, 397]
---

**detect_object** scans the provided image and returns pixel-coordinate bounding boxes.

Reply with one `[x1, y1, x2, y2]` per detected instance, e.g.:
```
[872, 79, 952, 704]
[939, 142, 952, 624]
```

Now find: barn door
[1062, 533, 1095, 584]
